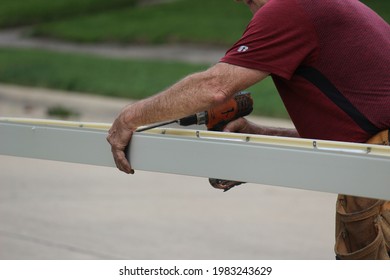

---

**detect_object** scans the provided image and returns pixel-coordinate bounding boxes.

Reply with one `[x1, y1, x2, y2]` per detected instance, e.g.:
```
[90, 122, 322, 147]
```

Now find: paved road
[0, 28, 225, 64]
[0, 84, 337, 260]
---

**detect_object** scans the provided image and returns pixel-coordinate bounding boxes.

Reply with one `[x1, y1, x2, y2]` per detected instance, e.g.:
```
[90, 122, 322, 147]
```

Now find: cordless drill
[179, 91, 252, 192]
[178, 91, 253, 130]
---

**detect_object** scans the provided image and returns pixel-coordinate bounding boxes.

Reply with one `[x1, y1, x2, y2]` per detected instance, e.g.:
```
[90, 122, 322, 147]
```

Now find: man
[107, 0, 390, 259]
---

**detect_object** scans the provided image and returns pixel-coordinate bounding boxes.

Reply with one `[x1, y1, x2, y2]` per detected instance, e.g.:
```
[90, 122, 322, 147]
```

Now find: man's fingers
[107, 124, 135, 174]
[223, 118, 248, 133]
[112, 147, 133, 174]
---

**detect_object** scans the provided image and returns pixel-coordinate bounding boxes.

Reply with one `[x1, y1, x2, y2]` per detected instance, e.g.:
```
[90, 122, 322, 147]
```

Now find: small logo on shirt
[237, 45, 249, 52]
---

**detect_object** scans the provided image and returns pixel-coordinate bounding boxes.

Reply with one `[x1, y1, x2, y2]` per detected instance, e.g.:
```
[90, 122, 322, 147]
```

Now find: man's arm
[107, 62, 269, 173]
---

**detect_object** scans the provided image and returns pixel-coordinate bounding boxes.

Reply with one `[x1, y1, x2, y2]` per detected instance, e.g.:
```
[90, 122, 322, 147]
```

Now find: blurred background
[0, 0, 388, 260]
[0, 0, 388, 119]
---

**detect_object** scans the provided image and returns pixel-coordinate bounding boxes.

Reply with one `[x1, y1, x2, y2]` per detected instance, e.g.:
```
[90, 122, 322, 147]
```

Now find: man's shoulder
[251, 0, 305, 23]
[249, 0, 313, 31]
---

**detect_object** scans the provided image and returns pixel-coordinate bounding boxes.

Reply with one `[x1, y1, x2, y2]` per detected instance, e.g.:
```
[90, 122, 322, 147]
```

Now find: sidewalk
[0, 83, 129, 122]
[0, 28, 226, 64]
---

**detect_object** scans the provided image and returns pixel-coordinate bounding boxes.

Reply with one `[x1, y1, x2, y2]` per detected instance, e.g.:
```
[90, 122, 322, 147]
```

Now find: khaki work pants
[335, 130, 390, 259]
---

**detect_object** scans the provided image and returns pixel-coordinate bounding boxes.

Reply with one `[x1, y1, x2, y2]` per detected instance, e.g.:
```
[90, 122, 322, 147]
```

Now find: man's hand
[223, 117, 258, 134]
[107, 115, 135, 174]
[224, 117, 300, 138]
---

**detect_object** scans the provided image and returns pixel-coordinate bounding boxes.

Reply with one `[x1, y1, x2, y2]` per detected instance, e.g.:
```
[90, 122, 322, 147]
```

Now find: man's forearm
[120, 71, 226, 130]
[256, 125, 300, 138]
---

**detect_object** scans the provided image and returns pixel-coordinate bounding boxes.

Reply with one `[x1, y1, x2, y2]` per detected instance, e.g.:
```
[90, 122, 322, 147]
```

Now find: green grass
[0, 48, 287, 118]
[363, 0, 390, 21]
[30, 0, 251, 46]
[46, 105, 80, 119]
[28, 0, 389, 46]
[0, 0, 136, 28]
[0, 48, 207, 99]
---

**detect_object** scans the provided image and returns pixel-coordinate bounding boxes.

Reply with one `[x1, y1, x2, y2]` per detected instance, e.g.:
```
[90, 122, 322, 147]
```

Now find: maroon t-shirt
[220, 0, 390, 142]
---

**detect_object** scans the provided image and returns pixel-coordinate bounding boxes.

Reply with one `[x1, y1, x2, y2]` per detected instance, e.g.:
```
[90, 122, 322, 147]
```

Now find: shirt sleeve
[220, 0, 318, 80]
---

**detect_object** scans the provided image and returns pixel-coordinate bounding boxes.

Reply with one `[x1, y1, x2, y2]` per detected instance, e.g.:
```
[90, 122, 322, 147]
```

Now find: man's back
[221, 0, 390, 142]
[296, 0, 390, 138]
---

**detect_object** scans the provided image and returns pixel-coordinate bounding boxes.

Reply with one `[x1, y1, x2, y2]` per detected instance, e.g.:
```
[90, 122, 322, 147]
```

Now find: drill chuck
[178, 114, 198, 126]
[178, 112, 207, 126]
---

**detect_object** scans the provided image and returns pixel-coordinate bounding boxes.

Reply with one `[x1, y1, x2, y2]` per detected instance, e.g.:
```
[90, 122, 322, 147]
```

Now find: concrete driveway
[0, 84, 337, 259]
